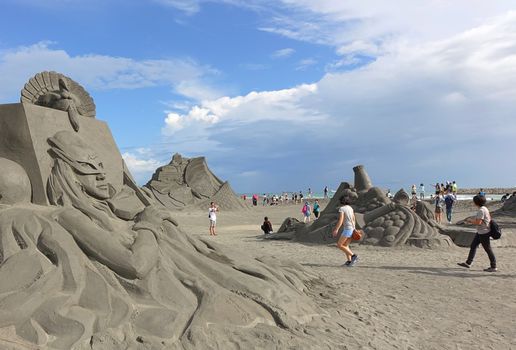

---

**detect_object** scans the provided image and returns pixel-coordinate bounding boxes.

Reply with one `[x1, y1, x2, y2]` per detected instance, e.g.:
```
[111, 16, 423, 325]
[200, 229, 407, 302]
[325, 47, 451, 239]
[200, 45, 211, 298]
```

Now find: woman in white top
[208, 202, 219, 236]
[332, 196, 359, 267]
[458, 195, 497, 272]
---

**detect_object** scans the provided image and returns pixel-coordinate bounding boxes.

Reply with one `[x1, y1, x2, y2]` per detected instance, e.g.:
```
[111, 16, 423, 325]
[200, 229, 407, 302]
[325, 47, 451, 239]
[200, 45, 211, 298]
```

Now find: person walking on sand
[458, 195, 497, 272]
[324, 186, 328, 199]
[332, 196, 359, 267]
[208, 202, 219, 236]
[444, 190, 456, 224]
[313, 199, 321, 219]
[301, 201, 311, 223]
[434, 191, 444, 224]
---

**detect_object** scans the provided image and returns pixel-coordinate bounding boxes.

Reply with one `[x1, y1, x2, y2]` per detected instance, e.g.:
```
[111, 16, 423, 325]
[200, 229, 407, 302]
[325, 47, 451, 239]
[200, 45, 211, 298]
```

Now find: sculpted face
[48, 130, 112, 200]
[74, 155, 110, 200]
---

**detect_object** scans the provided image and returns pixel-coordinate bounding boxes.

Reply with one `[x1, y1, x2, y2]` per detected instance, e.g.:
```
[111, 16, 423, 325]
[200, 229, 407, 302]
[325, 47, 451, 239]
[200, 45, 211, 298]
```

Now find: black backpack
[490, 219, 502, 240]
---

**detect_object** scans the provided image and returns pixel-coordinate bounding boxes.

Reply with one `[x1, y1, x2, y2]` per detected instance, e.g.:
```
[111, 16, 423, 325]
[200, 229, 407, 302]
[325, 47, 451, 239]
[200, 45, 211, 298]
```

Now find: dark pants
[314, 211, 319, 218]
[467, 233, 496, 268]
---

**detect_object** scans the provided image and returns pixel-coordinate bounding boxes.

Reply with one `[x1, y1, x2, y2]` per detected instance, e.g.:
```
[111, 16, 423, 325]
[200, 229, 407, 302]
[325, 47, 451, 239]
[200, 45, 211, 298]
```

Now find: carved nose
[96, 173, 106, 181]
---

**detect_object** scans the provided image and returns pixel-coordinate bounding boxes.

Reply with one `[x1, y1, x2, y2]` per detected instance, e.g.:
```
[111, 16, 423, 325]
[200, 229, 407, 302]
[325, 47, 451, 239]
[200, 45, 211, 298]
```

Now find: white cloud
[162, 83, 322, 136]
[0, 41, 214, 102]
[271, 48, 295, 59]
[240, 1, 516, 62]
[295, 58, 317, 71]
[158, 12, 516, 191]
[175, 80, 226, 101]
[122, 152, 163, 181]
[153, 0, 200, 15]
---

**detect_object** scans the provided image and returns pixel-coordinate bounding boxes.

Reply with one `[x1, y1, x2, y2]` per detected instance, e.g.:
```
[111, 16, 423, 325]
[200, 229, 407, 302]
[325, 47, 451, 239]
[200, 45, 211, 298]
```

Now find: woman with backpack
[458, 195, 497, 272]
[332, 196, 359, 267]
[301, 201, 311, 223]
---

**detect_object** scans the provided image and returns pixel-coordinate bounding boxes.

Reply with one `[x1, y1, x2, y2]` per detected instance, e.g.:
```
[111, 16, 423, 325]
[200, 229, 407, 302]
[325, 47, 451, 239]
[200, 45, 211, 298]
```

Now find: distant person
[478, 188, 486, 197]
[444, 191, 456, 224]
[261, 216, 273, 235]
[262, 193, 267, 206]
[313, 199, 321, 219]
[434, 191, 444, 224]
[308, 187, 312, 198]
[294, 193, 298, 203]
[324, 186, 329, 199]
[332, 196, 359, 267]
[252, 194, 258, 206]
[410, 193, 418, 211]
[452, 181, 458, 194]
[458, 195, 497, 272]
[301, 201, 311, 223]
[208, 202, 219, 236]
[419, 183, 425, 199]
[299, 191, 304, 203]
[411, 184, 417, 197]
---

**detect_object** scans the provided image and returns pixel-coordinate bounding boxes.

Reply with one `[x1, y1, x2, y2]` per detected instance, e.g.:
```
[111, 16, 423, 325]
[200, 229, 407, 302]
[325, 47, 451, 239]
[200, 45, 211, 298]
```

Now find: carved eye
[78, 162, 96, 171]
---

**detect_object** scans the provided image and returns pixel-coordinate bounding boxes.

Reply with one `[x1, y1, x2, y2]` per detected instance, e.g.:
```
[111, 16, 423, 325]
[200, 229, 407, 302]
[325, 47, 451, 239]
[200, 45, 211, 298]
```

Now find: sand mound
[145, 153, 248, 211]
[0, 72, 342, 349]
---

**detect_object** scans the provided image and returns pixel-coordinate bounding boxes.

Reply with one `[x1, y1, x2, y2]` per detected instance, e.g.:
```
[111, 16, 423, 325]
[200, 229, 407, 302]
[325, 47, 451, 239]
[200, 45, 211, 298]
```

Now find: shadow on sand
[301, 263, 516, 279]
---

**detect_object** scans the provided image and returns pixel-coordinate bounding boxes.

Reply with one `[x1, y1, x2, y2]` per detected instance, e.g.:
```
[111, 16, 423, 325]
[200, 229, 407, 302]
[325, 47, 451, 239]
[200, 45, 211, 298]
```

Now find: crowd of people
[244, 186, 332, 207]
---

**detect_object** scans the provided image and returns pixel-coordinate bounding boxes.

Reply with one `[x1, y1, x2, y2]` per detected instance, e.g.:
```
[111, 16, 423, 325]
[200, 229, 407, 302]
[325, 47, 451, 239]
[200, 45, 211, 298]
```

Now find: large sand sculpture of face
[48, 130, 111, 200]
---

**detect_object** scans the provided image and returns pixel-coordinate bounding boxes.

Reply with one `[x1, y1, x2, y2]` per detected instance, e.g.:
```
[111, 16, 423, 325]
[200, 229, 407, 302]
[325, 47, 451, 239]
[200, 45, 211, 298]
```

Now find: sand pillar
[353, 165, 373, 192]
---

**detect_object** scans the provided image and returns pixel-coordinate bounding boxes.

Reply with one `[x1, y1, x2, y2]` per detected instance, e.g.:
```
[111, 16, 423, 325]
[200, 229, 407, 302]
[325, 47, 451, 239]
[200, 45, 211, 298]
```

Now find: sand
[173, 201, 516, 350]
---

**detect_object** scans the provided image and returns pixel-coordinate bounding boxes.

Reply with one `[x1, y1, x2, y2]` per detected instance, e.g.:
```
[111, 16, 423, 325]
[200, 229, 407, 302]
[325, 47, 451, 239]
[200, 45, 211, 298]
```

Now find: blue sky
[1, 0, 516, 193]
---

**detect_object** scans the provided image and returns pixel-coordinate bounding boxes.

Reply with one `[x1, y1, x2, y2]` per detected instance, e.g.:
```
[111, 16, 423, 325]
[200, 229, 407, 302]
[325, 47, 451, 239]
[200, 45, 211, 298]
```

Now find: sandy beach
[174, 202, 516, 350]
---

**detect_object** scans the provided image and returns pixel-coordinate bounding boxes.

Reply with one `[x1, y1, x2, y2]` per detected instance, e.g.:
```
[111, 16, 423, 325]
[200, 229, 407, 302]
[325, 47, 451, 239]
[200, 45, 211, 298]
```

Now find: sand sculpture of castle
[144, 153, 247, 211]
[0, 71, 335, 349]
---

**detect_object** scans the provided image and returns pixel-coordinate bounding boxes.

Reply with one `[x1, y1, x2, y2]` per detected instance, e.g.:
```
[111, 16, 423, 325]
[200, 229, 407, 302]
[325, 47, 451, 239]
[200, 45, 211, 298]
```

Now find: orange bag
[352, 229, 363, 241]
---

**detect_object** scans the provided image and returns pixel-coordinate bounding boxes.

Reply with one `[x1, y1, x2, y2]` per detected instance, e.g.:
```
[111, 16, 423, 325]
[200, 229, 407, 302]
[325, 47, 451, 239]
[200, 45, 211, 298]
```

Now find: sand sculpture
[276, 166, 453, 248]
[0, 72, 336, 349]
[145, 153, 247, 211]
[500, 195, 516, 215]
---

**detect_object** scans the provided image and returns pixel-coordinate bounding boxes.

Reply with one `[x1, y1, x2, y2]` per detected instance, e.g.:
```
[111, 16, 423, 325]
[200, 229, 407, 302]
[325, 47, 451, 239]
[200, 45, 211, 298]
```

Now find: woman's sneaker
[349, 254, 359, 266]
[342, 261, 351, 267]
[483, 267, 498, 272]
[457, 262, 470, 268]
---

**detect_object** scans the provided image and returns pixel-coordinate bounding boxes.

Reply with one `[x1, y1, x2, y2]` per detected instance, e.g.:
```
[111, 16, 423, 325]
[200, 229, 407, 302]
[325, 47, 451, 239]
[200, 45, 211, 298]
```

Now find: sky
[1, 0, 516, 193]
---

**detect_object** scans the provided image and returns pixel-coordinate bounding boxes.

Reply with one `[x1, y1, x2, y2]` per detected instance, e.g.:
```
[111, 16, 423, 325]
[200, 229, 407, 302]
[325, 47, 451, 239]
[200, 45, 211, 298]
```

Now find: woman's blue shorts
[341, 228, 353, 238]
